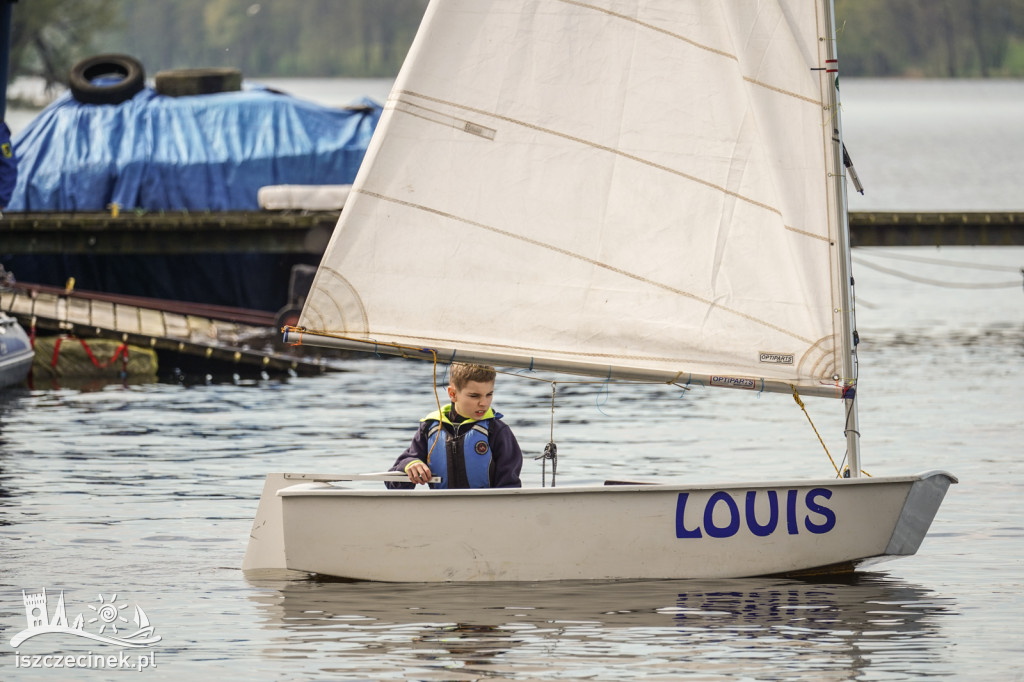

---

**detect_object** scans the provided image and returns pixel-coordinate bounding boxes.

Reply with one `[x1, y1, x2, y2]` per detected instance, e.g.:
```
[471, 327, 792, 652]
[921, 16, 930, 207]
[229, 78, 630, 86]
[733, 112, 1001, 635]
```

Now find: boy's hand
[405, 461, 432, 485]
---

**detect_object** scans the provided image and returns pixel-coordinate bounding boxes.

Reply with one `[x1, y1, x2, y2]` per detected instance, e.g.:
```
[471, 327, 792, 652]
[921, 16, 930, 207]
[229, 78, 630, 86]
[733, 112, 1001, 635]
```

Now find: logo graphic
[475, 441, 489, 455]
[759, 351, 795, 365]
[710, 375, 756, 390]
[11, 588, 161, 649]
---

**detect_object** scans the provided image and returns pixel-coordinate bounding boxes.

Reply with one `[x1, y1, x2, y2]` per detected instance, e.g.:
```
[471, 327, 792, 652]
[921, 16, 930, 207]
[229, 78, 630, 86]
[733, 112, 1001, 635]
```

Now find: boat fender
[31, 336, 158, 379]
[69, 54, 146, 105]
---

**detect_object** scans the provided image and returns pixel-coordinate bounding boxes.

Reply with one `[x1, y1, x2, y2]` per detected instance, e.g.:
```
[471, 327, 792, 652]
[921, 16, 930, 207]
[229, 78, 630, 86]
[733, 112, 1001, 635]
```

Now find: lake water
[2, 79, 1024, 680]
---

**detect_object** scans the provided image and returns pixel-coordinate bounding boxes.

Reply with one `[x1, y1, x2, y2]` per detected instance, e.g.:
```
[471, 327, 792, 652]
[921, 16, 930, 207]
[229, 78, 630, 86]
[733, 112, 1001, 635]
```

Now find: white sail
[299, 0, 851, 397]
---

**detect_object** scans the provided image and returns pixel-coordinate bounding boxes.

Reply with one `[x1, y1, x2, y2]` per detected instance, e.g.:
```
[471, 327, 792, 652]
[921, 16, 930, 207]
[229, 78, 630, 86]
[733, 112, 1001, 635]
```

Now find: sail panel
[301, 0, 848, 393]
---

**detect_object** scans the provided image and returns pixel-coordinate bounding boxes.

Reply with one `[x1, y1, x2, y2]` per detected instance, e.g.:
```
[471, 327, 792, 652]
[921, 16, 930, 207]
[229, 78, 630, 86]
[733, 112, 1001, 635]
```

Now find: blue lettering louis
[675, 488, 836, 539]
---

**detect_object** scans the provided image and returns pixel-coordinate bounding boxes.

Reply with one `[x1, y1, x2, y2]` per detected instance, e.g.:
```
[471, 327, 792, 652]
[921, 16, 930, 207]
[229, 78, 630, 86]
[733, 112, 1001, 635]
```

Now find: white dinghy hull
[244, 471, 955, 582]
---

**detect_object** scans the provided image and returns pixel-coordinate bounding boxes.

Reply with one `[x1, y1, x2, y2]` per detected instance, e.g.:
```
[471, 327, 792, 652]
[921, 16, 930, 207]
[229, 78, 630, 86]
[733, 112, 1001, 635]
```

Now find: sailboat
[244, 0, 955, 581]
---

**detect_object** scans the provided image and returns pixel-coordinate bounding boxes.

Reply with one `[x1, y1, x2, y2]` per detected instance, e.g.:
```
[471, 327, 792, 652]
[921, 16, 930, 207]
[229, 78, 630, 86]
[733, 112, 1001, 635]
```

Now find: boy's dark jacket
[386, 404, 523, 489]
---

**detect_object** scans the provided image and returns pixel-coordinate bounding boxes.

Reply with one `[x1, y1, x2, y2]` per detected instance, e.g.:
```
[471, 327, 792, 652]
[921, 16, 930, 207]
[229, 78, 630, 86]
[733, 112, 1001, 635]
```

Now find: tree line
[9, 0, 1024, 93]
[835, 0, 1024, 77]
[9, 0, 429, 92]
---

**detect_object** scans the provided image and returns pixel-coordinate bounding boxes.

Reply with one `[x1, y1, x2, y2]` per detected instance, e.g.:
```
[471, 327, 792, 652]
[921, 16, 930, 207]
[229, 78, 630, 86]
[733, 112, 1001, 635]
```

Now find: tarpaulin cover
[7, 85, 381, 211]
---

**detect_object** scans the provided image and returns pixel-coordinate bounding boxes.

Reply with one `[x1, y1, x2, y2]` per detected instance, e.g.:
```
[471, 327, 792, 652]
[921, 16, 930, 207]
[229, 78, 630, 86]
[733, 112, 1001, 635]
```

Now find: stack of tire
[69, 53, 243, 104]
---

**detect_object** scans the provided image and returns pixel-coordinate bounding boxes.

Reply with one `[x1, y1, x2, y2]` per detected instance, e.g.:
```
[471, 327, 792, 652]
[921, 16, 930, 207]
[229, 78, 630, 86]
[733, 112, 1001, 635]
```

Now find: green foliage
[1002, 37, 1024, 74]
[835, 0, 1024, 77]
[8, 0, 1024, 84]
[10, 0, 122, 89]
[8, 0, 428, 83]
[103, 0, 429, 78]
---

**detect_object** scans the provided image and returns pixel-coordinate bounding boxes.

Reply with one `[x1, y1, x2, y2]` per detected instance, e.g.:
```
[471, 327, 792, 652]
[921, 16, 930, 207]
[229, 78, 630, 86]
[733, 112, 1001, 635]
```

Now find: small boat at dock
[0, 311, 33, 388]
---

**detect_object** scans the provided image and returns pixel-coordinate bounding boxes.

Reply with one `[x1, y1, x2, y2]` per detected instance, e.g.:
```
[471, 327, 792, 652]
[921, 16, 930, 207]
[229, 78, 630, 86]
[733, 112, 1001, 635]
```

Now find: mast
[823, 0, 862, 477]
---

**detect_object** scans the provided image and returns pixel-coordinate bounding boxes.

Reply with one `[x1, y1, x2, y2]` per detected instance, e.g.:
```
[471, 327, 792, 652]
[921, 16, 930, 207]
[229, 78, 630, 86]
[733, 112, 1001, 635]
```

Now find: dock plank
[1, 288, 328, 375]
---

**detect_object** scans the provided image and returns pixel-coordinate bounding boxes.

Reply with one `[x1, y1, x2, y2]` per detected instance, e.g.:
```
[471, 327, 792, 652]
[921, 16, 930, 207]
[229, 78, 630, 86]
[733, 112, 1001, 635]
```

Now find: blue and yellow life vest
[422, 405, 497, 489]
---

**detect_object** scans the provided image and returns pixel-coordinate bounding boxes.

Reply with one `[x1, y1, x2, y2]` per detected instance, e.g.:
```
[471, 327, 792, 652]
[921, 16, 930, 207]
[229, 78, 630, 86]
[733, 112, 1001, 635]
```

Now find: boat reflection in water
[245, 573, 954, 677]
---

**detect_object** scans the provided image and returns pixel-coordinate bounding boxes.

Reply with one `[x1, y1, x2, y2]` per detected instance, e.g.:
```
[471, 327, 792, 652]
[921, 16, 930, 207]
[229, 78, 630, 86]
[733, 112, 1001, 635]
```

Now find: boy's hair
[449, 362, 496, 390]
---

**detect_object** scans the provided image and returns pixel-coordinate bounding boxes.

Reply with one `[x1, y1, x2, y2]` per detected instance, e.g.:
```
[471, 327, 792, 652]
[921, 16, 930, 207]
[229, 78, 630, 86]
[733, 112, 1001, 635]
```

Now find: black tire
[154, 68, 243, 97]
[69, 54, 146, 105]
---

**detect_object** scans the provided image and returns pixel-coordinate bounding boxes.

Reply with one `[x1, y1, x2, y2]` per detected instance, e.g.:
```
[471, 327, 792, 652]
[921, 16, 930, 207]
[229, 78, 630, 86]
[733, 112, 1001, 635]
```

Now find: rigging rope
[791, 385, 842, 477]
[856, 249, 1022, 272]
[498, 368, 695, 486]
[852, 255, 1022, 289]
[790, 385, 871, 479]
[291, 331, 863, 483]
[499, 367, 872, 483]
[426, 349, 443, 465]
[534, 383, 558, 487]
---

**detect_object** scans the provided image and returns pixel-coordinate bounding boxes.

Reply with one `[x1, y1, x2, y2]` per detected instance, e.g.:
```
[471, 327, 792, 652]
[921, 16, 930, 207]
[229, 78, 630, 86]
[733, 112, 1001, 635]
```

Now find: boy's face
[447, 379, 495, 420]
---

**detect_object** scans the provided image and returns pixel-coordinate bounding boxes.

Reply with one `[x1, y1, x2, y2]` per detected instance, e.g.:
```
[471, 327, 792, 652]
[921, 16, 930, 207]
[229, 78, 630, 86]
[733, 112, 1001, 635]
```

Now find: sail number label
[675, 488, 836, 539]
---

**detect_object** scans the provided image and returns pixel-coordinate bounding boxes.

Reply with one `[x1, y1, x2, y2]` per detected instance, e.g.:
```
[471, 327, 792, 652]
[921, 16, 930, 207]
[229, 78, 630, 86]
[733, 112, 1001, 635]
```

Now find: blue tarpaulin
[7, 85, 381, 211]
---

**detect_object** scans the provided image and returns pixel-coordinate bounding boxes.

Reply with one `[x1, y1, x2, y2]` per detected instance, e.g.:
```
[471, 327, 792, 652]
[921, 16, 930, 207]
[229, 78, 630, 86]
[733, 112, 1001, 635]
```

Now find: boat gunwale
[276, 470, 957, 498]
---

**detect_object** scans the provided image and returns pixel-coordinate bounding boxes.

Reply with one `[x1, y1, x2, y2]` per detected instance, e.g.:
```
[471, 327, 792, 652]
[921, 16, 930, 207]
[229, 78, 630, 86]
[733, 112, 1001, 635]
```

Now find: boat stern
[882, 470, 958, 557]
[242, 473, 291, 572]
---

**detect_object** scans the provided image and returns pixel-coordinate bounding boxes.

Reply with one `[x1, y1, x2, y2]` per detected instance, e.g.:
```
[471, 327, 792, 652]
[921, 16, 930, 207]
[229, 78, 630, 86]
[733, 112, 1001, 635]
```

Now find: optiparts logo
[759, 351, 794, 365]
[10, 588, 161, 671]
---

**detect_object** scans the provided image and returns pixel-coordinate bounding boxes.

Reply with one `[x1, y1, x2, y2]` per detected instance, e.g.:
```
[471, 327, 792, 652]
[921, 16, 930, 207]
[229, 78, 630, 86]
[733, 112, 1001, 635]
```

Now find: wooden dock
[1, 210, 339, 255]
[1, 210, 1022, 253]
[0, 284, 332, 376]
[1, 209, 1018, 377]
[849, 212, 1024, 247]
